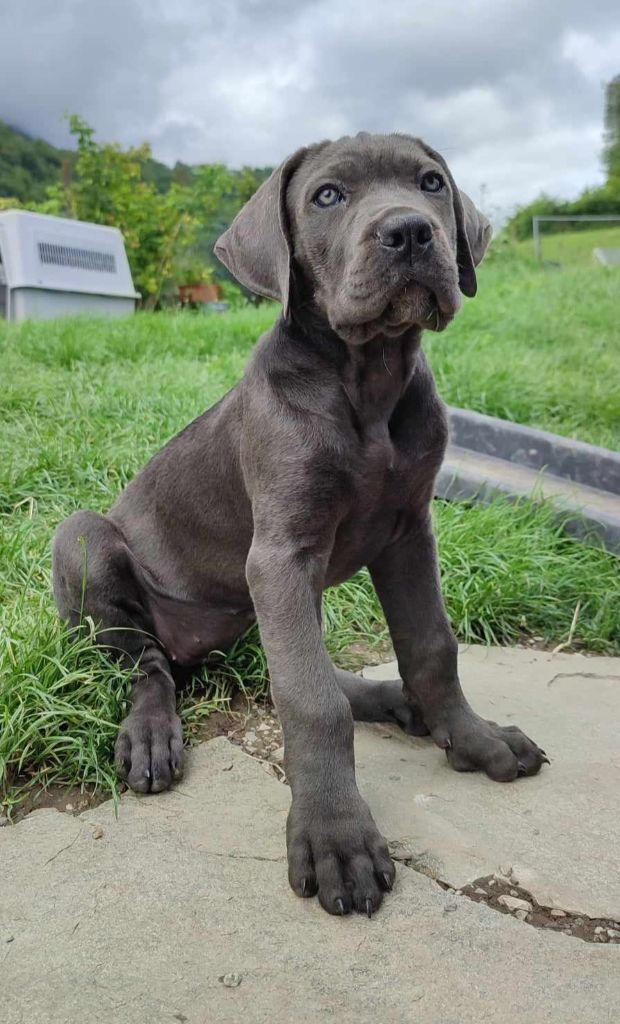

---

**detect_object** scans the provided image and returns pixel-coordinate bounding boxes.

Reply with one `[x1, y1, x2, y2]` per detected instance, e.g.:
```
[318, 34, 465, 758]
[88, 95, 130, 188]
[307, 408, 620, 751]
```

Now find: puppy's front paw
[114, 708, 184, 793]
[286, 794, 394, 916]
[432, 707, 549, 782]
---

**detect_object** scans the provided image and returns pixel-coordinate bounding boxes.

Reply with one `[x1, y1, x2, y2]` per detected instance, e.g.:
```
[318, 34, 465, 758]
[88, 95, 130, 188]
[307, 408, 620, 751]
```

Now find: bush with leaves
[59, 117, 235, 305]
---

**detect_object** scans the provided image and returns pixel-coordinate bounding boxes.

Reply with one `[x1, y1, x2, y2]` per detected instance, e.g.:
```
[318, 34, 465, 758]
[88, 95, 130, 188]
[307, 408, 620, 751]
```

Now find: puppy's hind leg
[52, 510, 184, 793]
[333, 667, 429, 736]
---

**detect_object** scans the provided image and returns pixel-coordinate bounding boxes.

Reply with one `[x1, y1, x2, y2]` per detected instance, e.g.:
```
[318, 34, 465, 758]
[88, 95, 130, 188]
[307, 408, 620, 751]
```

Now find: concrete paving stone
[361, 644, 620, 919]
[1, 644, 619, 1023]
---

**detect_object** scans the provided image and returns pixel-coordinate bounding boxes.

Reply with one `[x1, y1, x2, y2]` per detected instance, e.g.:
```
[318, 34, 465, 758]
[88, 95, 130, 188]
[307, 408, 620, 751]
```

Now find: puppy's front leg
[370, 514, 548, 780]
[246, 538, 394, 916]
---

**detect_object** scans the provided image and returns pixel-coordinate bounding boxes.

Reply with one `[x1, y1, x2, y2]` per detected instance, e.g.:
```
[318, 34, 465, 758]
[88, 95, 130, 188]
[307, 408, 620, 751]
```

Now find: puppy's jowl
[53, 133, 548, 917]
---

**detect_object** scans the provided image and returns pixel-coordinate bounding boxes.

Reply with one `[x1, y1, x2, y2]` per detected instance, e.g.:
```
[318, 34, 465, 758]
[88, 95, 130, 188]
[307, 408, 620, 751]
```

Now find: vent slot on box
[38, 242, 116, 274]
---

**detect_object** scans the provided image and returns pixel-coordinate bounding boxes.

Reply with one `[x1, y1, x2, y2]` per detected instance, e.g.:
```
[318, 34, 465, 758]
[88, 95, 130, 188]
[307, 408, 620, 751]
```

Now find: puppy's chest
[326, 428, 430, 584]
[353, 424, 428, 511]
[326, 340, 445, 580]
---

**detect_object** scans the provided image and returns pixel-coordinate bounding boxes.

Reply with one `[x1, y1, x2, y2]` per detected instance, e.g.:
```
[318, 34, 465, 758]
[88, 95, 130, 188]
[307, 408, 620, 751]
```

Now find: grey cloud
[1, 0, 618, 218]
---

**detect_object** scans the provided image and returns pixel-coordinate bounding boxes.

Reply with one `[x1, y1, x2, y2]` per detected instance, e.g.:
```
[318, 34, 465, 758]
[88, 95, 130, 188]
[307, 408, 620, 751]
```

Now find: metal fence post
[533, 217, 541, 261]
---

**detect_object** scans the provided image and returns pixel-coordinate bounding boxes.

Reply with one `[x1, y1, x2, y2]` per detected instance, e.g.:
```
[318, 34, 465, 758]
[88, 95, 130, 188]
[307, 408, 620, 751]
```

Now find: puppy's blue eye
[421, 171, 444, 193]
[313, 185, 343, 208]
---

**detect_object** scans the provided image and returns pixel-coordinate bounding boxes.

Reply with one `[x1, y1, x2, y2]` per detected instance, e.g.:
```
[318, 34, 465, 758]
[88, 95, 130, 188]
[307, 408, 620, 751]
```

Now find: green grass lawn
[1, 253, 619, 810]
[426, 249, 619, 449]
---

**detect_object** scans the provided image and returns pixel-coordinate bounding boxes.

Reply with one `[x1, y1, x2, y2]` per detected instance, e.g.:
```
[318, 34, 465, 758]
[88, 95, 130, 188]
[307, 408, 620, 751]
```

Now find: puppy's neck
[340, 332, 422, 429]
[283, 302, 423, 428]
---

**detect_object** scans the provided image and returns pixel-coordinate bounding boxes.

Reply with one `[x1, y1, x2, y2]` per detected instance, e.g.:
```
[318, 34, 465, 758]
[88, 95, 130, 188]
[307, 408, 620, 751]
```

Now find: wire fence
[532, 215, 620, 262]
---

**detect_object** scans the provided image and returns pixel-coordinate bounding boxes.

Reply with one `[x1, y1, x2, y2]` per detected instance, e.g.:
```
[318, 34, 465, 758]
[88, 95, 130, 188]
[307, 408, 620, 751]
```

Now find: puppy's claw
[301, 878, 307, 897]
[365, 898, 373, 919]
[382, 871, 393, 892]
[335, 897, 345, 916]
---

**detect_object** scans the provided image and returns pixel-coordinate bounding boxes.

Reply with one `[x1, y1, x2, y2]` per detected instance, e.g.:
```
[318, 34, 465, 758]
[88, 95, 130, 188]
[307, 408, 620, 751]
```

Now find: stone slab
[437, 445, 620, 553]
[2, 644, 620, 1023]
[1, 734, 619, 1024]
[593, 247, 620, 267]
[447, 405, 620, 494]
[362, 644, 620, 919]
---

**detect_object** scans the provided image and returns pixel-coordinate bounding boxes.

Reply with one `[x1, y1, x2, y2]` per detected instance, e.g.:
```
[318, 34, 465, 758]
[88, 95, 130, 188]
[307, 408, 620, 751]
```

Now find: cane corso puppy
[53, 133, 547, 917]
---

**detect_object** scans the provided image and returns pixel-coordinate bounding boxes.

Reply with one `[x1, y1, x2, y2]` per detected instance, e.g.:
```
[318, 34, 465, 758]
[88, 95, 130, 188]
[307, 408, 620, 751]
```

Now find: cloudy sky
[1, 0, 619, 219]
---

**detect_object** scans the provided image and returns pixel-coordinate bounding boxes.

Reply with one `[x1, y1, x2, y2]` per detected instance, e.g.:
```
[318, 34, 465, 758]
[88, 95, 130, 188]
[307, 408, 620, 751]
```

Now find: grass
[1, 251, 619, 810]
[426, 249, 619, 449]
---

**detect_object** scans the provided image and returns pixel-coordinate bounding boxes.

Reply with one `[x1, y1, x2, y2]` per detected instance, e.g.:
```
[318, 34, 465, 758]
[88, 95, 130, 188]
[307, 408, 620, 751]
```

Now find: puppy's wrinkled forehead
[288, 133, 440, 205]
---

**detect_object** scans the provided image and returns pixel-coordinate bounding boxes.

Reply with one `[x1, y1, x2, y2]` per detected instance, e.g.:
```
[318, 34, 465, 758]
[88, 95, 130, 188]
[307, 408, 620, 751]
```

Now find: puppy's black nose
[377, 214, 433, 258]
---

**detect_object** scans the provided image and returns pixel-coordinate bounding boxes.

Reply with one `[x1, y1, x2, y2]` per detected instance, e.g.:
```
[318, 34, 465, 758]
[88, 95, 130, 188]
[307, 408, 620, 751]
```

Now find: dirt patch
[189, 700, 243, 744]
[223, 695, 285, 780]
[424, 869, 620, 944]
[4, 783, 108, 825]
[337, 639, 395, 670]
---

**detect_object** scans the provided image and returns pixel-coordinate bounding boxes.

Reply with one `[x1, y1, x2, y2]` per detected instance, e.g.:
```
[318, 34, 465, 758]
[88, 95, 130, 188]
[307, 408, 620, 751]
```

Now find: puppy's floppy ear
[456, 191, 493, 297]
[418, 141, 492, 298]
[214, 148, 307, 315]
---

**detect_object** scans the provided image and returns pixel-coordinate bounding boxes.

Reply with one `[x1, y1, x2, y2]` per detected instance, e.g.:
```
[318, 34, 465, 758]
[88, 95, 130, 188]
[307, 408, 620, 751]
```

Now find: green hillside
[0, 121, 71, 203]
[0, 120, 189, 204]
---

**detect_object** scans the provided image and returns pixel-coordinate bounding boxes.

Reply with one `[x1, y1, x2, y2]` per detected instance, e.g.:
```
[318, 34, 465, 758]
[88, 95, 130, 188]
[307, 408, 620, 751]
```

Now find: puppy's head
[215, 133, 491, 344]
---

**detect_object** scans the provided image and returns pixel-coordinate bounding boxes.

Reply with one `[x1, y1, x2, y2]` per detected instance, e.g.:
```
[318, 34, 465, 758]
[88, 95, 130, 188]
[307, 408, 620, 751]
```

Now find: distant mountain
[0, 120, 192, 203]
[0, 121, 71, 202]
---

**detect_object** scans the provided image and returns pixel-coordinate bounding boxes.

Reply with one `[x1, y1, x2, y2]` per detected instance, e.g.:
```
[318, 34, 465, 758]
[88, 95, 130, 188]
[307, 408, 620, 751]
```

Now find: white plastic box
[0, 210, 140, 321]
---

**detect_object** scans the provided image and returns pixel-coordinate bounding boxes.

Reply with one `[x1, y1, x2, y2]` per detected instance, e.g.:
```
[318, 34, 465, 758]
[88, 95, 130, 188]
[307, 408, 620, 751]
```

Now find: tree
[25, 116, 234, 306]
[42, 117, 195, 305]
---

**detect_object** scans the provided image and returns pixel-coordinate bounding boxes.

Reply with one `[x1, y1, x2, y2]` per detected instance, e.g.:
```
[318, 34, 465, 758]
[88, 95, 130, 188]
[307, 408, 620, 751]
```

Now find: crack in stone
[397, 857, 620, 944]
[43, 826, 83, 865]
[547, 671, 620, 687]
[203, 850, 286, 864]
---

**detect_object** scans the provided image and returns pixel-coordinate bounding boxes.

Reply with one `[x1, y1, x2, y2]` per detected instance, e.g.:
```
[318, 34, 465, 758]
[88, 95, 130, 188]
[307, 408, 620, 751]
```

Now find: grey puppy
[53, 132, 547, 917]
